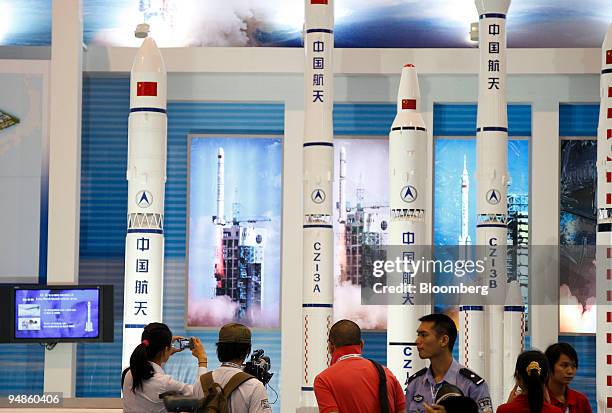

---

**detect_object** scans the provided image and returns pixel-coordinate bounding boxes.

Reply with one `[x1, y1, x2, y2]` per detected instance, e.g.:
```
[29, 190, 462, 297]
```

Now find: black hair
[515, 350, 550, 413]
[439, 396, 479, 413]
[545, 342, 578, 371]
[419, 313, 457, 352]
[217, 342, 252, 363]
[121, 322, 172, 393]
[328, 319, 361, 347]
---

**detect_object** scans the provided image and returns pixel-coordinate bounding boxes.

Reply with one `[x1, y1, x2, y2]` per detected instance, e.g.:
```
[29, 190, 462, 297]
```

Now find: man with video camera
[192, 323, 272, 413]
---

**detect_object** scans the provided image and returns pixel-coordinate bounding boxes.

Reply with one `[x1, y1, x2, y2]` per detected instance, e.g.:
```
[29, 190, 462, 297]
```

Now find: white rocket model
[300, 0, 334, 410]
[503, 280, 525, 401]
[466, 0, 514, 408]
[459, 155, 471, 246]
[387, 64, 429, 388]
[596, 23, 612, 413]
[85, 301, 93, 332]
[121, 29, 167, 370]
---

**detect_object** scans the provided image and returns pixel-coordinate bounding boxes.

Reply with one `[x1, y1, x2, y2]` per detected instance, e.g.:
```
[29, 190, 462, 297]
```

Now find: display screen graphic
[434, 138, 530, 323]
[14, 289, 100, 339]
[333, 138, 389, 330]
[187, 137, 282, 328]
[559, 139, 596, 334]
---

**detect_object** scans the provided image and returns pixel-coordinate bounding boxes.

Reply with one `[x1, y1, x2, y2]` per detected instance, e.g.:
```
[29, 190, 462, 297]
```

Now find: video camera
[243, 349, 273, 385]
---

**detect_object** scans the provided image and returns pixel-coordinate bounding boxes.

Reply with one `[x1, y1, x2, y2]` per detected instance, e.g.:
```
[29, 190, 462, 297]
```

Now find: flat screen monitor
[9, 285, 113, 343]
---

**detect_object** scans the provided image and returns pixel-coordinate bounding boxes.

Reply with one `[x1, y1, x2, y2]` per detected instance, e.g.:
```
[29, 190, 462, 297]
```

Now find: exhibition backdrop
[0, 61, 49, 397]
[0, 65, 47, 283]
[2, 0, 611, 48]
[0, 76, 599, 409]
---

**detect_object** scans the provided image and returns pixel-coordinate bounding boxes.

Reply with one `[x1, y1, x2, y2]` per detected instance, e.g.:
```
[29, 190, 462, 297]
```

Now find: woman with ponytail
[497, 350, 562, 413]
[122, 323, 208, 413]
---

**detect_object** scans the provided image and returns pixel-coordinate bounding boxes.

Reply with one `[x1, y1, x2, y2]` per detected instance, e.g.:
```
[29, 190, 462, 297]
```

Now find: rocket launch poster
[187, 136, 282, 328]
[559, 139, 597, 334]
[333, 138, 389, 331]
[434, 138, 530, 321]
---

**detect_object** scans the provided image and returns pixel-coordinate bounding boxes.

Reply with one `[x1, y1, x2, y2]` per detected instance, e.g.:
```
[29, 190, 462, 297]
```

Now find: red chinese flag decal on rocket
[137, 82, 158, 96]
[311, 0, 328, 3]
[402, 99, 416, 110]
[607, 50, 612, 65]
[608, 87, 612, 98]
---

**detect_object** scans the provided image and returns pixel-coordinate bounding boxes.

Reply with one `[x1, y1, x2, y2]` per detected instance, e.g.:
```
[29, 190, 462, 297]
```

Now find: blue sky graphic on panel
[434, 139, 529, 245]
[187, 137, 281, 328]
[434, 138, 529, 322]
[2, 0, 611, 48]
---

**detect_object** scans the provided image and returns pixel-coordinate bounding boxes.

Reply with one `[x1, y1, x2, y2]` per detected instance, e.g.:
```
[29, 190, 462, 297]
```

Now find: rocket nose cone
[132, 37, 166, 74]
[398, 64, 421, 101]
[504, 280, 524, 306]
[604, 23, 612, 48]
[474, 0, 511, 15]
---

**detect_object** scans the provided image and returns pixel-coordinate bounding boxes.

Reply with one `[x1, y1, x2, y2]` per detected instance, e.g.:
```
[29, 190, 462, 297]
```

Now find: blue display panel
[14, 288, 99, 340]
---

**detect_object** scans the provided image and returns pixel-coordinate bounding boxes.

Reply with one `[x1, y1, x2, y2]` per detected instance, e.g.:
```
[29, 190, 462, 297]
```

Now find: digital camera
[172, 337, 194, 351]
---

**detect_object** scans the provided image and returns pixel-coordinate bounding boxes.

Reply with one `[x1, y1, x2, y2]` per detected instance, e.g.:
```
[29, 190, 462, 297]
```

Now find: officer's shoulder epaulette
[459, 367, 484, 385]
[407, 367, 428, 384]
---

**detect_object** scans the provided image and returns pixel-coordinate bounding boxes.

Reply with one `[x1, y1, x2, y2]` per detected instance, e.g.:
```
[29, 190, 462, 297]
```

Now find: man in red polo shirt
[314, 319, 406, 413]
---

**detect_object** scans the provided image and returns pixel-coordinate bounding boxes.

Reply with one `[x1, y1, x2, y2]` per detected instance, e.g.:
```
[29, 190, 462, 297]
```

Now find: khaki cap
[218, 323, 251, 344]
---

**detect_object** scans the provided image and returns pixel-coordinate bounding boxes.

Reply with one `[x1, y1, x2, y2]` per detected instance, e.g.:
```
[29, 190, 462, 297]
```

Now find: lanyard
[430, 383, 439, 402]
[337, 353, 362, 362]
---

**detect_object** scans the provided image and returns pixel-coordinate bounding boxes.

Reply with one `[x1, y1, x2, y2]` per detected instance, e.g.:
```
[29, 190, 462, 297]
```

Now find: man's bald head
[329, 319, 361, 347]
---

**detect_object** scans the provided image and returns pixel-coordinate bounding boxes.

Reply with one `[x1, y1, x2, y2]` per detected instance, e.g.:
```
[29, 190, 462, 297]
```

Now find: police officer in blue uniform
[405, 314, 493, 413]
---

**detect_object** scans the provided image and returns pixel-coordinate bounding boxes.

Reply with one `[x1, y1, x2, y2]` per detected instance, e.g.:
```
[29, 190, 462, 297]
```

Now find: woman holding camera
[122, 322, 207, 413]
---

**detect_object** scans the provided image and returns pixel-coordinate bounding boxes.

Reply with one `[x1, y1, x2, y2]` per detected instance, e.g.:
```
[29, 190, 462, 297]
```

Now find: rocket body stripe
[129, 107, 167, 114]
[121, 36, 167, 370]
[387, 65, 430, 389]
[597, 23, 612, 413]
[301, 0, 334, 408]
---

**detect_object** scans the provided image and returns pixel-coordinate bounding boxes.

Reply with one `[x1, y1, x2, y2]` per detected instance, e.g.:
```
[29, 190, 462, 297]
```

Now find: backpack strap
[200, 371, 218, 393]
[368, 359, 390, 413]
[222, 371, 255, 398]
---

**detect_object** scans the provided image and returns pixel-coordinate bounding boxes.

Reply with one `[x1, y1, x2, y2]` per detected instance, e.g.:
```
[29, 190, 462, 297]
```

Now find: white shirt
[122, 362, 207, 413]
[192, 365, 272, 413]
